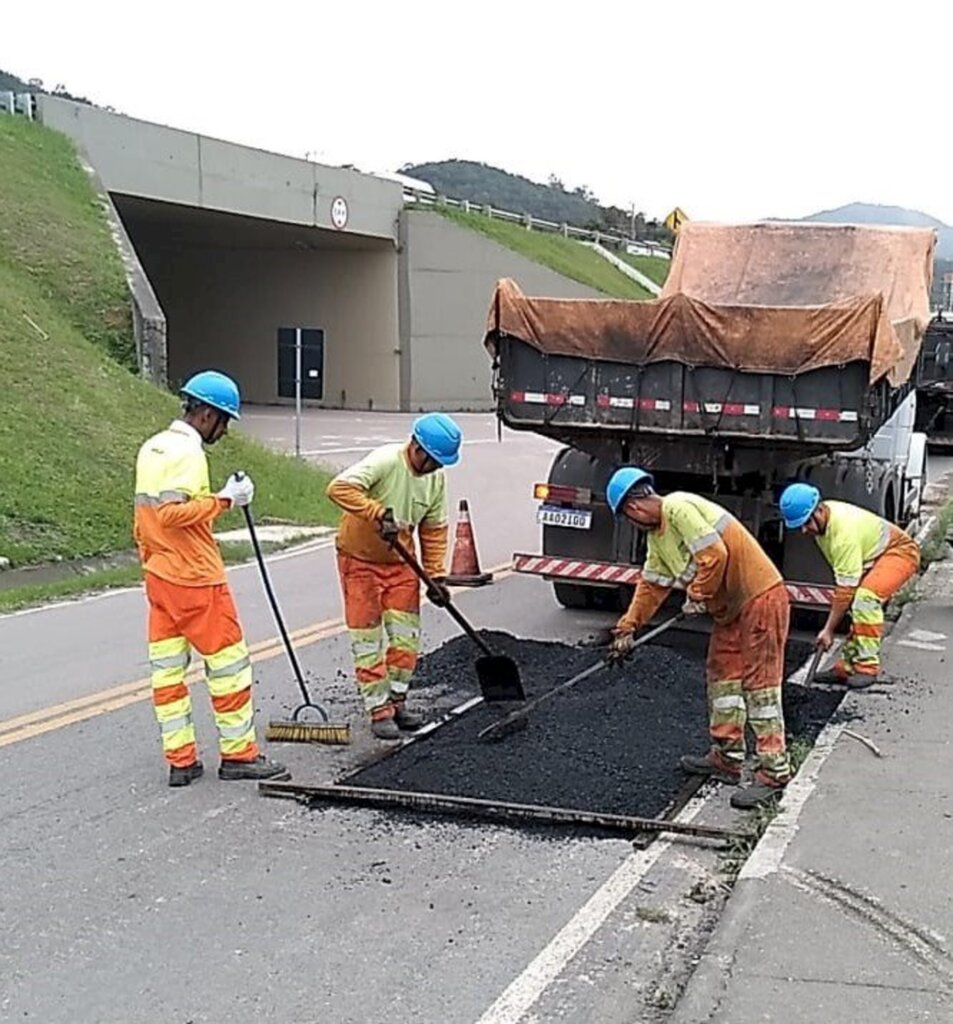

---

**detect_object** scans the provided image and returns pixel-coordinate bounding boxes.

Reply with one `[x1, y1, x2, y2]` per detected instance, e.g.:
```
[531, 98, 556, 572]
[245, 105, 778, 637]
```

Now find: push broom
[240, 499, 350, 745]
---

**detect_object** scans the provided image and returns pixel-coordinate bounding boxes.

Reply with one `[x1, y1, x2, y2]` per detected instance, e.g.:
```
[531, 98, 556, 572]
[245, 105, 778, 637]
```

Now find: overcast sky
[5, 1, 950, 223]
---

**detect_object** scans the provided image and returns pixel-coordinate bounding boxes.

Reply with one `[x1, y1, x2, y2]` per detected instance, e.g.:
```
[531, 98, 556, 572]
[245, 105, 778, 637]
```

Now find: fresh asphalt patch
[344, 631, 843, 825]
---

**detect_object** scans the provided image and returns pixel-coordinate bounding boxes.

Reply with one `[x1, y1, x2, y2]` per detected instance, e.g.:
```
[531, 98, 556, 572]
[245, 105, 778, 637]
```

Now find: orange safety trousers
[337, 553, 421, 720]
[145, 574, 259, 768]
[705, 583, 792, 786]
[836, 545, 920, 679]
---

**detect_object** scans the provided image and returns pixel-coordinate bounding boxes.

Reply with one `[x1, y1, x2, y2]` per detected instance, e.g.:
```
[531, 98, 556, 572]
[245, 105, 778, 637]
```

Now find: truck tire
[552, 582, 593, 609]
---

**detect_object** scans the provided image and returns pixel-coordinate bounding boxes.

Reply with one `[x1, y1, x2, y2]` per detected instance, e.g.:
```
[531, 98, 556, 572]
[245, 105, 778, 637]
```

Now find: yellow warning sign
[665, 207, 689, 234]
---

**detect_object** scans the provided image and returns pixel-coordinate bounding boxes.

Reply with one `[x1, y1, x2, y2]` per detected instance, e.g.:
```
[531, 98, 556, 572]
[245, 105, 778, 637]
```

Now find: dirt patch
[347, 632, 841, 820]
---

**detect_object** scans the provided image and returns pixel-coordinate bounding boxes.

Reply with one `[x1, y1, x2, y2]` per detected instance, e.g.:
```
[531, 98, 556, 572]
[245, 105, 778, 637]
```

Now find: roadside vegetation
[886, 497, 953, 619]
[0, 116, 337, 575]
[432, 207, 654, 300]
[618, 252, 671, 287]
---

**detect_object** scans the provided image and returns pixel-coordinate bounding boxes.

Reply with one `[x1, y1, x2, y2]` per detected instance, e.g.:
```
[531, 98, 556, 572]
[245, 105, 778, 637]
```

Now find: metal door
[277, 327, 324, 400]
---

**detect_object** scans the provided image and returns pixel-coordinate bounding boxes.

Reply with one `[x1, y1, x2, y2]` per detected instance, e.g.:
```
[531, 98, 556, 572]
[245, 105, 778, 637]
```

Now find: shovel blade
[476, 654, 525, 702]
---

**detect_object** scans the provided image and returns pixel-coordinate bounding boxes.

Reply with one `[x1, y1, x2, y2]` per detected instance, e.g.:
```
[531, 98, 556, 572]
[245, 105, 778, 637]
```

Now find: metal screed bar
[258, 781, 746, 842]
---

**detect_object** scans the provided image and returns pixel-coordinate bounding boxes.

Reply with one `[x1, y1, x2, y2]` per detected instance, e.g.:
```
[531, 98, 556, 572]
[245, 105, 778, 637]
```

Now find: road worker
[779, 484, 920, 687]
[605, 467, 792, 809]
[134, 371, 288, 787]
[327, 414, 462, 740]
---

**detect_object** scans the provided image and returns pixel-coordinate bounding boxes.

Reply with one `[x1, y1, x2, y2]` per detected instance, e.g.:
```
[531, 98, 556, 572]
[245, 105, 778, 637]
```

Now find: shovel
[389, 538, 525, 702]
[477, 611, 685, 742]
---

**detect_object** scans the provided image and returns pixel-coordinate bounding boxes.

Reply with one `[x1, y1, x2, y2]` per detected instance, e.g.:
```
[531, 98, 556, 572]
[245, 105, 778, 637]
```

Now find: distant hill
[800, 202, 953, 260]
[400, 159, 671, 243]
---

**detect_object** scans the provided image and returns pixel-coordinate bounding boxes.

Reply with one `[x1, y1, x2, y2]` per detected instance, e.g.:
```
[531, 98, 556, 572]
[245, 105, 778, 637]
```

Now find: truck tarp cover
[484, 222, 935, 385]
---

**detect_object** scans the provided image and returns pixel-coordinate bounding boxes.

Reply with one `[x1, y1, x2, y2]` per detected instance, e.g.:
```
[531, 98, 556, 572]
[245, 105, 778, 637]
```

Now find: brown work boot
[679, 753, 742, 785]
[815, 668, 879, 689]
[371, 717, 401, 740]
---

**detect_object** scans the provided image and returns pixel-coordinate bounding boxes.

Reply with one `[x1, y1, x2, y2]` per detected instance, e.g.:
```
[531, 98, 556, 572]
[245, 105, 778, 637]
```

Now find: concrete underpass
[113, 195, 399, 408]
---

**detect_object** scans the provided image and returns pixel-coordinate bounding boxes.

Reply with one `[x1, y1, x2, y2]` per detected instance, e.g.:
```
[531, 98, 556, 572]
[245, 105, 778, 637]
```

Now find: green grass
[0, 539, 295, 613]
[432, 207, 653, 300]
[0, 116, 338, 568]
[918, 498, 953, 566]
[618, 252, 671, 288]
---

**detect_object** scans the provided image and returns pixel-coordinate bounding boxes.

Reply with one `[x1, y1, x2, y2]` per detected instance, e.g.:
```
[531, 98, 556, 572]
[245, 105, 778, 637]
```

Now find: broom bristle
[266, 719, 351, 746]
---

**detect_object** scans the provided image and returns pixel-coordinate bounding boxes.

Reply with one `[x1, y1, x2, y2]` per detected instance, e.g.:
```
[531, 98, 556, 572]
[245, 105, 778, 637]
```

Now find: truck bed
[495, 334, 907, 455]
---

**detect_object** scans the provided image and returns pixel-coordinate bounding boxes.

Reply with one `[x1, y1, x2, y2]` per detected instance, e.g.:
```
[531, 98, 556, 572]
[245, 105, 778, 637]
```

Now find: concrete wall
[131, 232, 400, 409]
[399, 210, 603, 411]
[38, 95, 403, 241]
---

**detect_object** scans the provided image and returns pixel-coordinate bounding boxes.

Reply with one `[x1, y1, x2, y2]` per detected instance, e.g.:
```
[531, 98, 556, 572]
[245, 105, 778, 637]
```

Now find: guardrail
[0, 91, 37, 119]
[3, 88, 671, 260]
[403, 189, 672, 259]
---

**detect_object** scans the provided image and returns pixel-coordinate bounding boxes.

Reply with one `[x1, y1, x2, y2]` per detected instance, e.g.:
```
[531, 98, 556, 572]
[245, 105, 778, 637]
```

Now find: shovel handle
[478, 611, 685, 741]
[390, 538, 493, 658]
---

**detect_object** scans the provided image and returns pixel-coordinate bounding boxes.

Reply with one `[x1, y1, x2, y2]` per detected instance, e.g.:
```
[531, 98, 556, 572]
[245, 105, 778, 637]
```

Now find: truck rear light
[533, 483, 593, 505]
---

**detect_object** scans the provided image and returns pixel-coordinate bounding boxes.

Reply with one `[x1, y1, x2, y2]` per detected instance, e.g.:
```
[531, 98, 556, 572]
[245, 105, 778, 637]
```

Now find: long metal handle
[242, 503, 311, 706]
[390, 538, 494, 658]
[478, 612, 685, 740]
[260, 780, 744, 842]
[803, 646, 824, 688]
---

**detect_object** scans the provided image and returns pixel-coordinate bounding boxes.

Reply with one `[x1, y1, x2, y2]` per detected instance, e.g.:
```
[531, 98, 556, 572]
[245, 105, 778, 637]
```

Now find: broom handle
[240, 500, 312, 706]
[390, 538, 494, 658]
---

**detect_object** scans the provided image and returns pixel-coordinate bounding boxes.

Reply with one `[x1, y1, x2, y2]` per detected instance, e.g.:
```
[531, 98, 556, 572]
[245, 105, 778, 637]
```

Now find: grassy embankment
[0, 116, 338, 609]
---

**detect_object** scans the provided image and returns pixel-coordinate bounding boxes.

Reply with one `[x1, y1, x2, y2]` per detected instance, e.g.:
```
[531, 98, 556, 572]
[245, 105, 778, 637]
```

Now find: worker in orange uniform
[780, 484, 920, 687]
[327, 414, 462, 740]
[605, 467, 792, 810]
[134, 371, 288, 787]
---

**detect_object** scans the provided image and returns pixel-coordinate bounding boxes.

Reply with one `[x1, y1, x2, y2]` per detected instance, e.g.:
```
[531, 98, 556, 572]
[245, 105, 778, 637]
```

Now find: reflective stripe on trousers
[337, 553, 420, 720]
[145, 574, 259, 767]
[837, 548, 919, 677]
[705, 583, 792, 785]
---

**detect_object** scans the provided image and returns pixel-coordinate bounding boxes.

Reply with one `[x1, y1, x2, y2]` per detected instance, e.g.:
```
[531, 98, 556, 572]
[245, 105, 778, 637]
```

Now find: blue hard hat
[606, 466, 655, 515]
[180, 371, 241, 420]
[412, 413, 462, 467]
[779, 482, 821, 528]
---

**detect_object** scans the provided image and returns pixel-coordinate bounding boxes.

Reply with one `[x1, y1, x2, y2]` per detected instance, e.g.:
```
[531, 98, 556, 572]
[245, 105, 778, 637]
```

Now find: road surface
[1, 410, 948, 1023]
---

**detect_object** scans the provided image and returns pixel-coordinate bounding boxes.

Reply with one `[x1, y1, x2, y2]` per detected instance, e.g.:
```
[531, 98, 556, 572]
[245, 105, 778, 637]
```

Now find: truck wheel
[553, 582, 592, 609]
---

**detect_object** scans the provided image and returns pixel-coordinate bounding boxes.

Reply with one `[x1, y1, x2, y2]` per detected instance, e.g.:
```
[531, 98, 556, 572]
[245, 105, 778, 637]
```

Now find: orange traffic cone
[444, 499, 493, 586]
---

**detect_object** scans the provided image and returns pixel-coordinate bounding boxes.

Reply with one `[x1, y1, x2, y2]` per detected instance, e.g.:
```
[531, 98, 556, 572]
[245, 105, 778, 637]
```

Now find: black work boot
[169, 761, 204, 788]
[679, 753, 742, 786]
[218, 755, 290, 781]
[730, 782, 785, 810]
[371, 717, 401, 740]
[394, 705, 426, 731]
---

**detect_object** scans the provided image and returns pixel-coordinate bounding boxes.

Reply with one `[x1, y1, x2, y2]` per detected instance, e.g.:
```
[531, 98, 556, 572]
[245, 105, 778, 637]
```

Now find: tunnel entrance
[113, 195, 400, 409]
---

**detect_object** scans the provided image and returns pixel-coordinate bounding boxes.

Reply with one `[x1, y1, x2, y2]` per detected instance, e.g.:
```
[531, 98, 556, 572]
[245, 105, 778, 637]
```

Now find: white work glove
[682, 596, 707, 616]
[218, 472, 255, 508]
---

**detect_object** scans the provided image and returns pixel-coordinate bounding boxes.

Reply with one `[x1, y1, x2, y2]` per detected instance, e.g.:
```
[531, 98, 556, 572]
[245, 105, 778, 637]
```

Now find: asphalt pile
[348, 632, 842, 820]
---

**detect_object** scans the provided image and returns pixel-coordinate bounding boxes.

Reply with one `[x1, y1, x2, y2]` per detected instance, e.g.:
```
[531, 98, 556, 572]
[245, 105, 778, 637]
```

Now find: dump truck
[915, 311, 953, 449]
[484, 221, 934, 612]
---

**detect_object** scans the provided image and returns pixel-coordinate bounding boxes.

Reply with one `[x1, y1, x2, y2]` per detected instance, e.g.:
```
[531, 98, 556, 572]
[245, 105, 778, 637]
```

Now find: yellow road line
[0, 564, 515, 749]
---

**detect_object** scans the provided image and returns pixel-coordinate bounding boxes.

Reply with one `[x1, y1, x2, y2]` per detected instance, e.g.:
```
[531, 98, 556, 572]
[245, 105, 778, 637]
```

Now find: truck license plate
[537, 505, 592, 530]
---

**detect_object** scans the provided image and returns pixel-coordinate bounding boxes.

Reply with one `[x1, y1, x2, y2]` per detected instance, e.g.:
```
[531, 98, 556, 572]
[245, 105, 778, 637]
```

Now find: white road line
[300, 438, 506, 457]
[474, 791, 708, 1024]
[0, 540, 337, 620]
[738, 717, 845, 881]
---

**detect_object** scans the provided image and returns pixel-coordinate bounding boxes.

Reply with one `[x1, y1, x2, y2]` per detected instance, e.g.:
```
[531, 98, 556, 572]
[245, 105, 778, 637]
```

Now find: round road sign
[331, 196, 349, 230]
